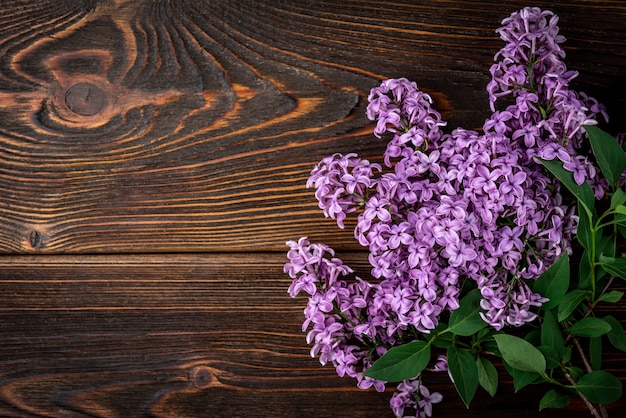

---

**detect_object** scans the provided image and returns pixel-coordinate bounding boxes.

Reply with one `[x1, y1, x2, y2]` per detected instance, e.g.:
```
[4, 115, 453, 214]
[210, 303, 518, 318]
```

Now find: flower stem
[563, 369, 604, 418]
[572, 337, 593, 374]
[571, 337, 609, 418]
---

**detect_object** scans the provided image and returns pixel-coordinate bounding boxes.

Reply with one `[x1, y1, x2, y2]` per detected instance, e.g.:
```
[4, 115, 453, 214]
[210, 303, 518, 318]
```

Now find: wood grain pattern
[0, 0, 624, 253]
[0, 254, 623, 417]
[0, 1, 625, 417]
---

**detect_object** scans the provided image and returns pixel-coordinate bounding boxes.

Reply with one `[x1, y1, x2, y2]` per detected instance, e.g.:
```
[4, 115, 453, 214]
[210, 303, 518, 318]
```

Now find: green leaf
[363, 341, 430, 382]
[562, 346, 572, 363]
[557, 289, 590, 322]
[530, 255, 569, 310]
[567, 366, 584, 381]
[598, 255, 626, 281]
[585, 125, 626, 188]
[525, 329, 541, 346]
[493, 334, 546, 375]
[577, 199, 593, 250]
[603, 315, 626, 352]
[567, 317, 612, 338]
[475, 327, 495, 343]
[538, 345, 561, 370]
[533, 254, 570, 310]
[597, 233, 616, 259]
[539, 158, 596, 217]
[425, 322, 450, 349]
[539, 389, 571, 410]
[447, 289, 486, 336]
[575, 370, 623, 405]
[596, 290, 624, 304]
[447, 347, 478, 408]
[541, 310, 565, 358]
[610, 188, 626, 210]
[430, 337, 454, 349]
[503, 361, 542, 392]
[578, 250, 593, 290]
[615, 204, 626, 215]
[476, 356, 498, 397]
[482, 339, 500, 357]
[614, 213, 626, 238]
[590, 337, 602, 370]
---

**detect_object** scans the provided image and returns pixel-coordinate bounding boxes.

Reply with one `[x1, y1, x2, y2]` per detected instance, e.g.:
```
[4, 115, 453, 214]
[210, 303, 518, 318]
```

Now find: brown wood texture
[0, 254, 624, 418]
[0, 0, 625, 417]
[0, 0, 625, 253]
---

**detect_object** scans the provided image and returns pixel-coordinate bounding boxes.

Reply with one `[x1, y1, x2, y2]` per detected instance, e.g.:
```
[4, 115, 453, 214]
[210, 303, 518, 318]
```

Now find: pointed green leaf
[475, 327, 495, 343]
[557, 289, 590, 322]
[578, 250, 593, 290]
[620, 219, 626, 239]
[425, 322, 449, 347]
[476, 356, 498, 397]
[363, 341, 430, 382]
[597, 233, 616, 259]
[541, 310, 565, 358]
[539, 389, 571, 410]
[610, 188, 626, 210]
[503, 361, 542, 392]
[616, 213, 626, 230]
[575, 370, 623, 405]
[596, 290, 623, 304]
[585, 125, 626, 188]
[562, 346, 572, 364]
[447, 289, 486, 336]
[430, 337, 454, 349]
[533, 254, 570, 310]
[538, 345, 561, 370]
[567, 366, 584, 381]
[567, 317, 612, 338]
[603, 315, 626, 352]
[539, 158, 596, 217]
[590, 337, 602, 370]
[494, 334, 546, 374]
[447, 347, 478, 408]
[615, 204, 626, 215]
[598, 255, 626, 281]
[577, 200, 593, 250]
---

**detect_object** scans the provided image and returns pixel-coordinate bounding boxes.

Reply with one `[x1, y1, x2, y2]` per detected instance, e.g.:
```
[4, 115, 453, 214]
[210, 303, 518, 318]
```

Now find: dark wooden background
[0, 1, 624, 416]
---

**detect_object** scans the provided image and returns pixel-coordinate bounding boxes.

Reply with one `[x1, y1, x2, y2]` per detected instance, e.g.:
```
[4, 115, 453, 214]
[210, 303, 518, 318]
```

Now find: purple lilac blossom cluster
[488, 7, 608, 196]
[286, 7, 608, 418]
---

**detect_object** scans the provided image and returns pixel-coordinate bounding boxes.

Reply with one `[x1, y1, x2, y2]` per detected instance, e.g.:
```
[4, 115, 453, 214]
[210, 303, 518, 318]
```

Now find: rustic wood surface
[0, 0, 624, 417]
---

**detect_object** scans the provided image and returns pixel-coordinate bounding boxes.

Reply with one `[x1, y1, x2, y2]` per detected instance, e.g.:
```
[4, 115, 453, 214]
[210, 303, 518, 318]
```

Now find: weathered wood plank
[1, 2, 625, 417]
[0, 254, 624, 417]
[0, 0, 625, 253]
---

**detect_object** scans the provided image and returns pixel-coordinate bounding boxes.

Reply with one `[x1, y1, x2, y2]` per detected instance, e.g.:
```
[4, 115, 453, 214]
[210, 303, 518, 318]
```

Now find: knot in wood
[28, 230, 44, 250]
[65, 82, 105, 116]
[190, 366, 214, 389]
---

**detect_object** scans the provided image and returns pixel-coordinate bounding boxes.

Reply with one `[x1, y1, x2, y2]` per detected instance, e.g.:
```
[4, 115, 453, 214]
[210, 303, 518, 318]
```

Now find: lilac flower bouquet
[285, 7, 626, 418]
